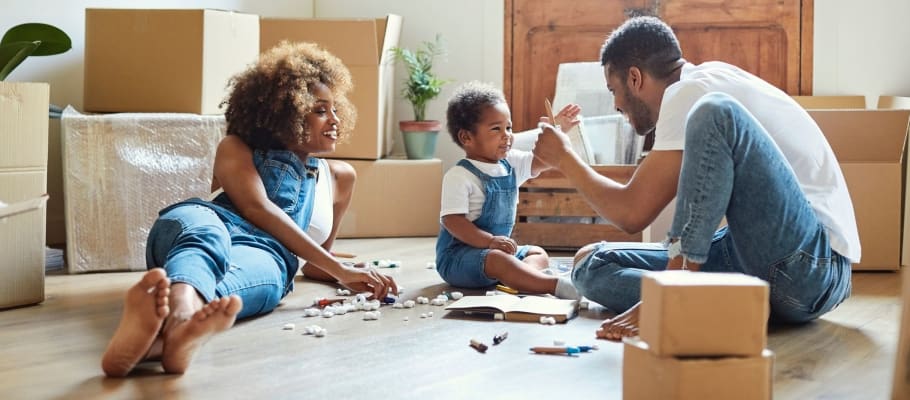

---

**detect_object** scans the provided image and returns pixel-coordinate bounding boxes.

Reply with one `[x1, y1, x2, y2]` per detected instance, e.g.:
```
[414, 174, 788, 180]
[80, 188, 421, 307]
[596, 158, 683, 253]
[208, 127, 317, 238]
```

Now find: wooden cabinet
[505, 0, 813, 131]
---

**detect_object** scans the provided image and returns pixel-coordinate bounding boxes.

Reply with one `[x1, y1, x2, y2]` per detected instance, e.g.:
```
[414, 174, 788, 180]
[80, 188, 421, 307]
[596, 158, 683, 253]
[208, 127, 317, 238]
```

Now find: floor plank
[0, 237, 903, 399]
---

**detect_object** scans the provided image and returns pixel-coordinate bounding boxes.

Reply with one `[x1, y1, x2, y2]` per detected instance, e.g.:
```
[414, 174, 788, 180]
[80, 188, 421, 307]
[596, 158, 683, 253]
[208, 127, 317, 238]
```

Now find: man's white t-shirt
[440, 150, 536, 221]
[653, 61, 861, 262]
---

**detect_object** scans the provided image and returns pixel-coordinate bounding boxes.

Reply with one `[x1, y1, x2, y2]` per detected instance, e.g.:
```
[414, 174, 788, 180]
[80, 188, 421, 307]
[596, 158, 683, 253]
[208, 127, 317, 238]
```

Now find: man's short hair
[600, 16, 682, 80]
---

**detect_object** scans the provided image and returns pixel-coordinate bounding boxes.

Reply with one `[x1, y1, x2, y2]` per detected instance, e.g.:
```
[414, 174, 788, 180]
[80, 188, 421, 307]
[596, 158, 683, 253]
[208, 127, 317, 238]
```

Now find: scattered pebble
[303, 308, 321, 317]
[282, 323, 295, 330]
[450, 291, 464, 300]
[336, 288, 351, 296]
[416, 296, 429, 304]
[426, 262, 436, 269]
[403, 300, 416, 308]
[427, 311, 434, 317]
[321, 310, 335, 318]
[403, 316, 409, 321]
[420, 313, 427, 319]
[363, 311, 381, 321]
[539, 316, 557, 325]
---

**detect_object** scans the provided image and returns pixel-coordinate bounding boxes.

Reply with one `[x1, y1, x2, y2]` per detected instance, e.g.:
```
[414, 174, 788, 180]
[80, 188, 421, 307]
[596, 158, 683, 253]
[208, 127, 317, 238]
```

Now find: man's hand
[533, 123, 573, 169]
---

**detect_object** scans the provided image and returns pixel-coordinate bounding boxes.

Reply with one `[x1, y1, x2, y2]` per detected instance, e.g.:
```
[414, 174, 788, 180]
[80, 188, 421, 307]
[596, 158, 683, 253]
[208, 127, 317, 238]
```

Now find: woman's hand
[335, 265, 399, 300]
[488, 235, 518, 255]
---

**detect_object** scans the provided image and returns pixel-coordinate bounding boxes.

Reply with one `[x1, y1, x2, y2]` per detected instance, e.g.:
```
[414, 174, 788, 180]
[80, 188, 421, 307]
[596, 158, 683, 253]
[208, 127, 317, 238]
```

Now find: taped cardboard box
[261, 15, 402, 160]
[338, 158, 441, 238]
[640, 271, 769, 357]
[0, 82, 49, 170]
[61, 107, 224, 273]
[809, 109, 910, 270]
[623, 337, 773, 400]
[84, 9, 259, 114]
[0, 195, 48, 308]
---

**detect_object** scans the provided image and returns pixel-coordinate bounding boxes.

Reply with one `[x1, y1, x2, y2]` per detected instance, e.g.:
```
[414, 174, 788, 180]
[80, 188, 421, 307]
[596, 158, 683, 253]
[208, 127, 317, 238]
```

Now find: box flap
[261, 15, 401, 66]
[793, 95, 866, 109]
[809, 109, 910, 163]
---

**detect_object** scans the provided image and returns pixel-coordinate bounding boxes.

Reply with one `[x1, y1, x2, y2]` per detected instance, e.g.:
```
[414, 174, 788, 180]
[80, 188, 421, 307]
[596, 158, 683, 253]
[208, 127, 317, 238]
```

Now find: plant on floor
[389, 34, 450, 159]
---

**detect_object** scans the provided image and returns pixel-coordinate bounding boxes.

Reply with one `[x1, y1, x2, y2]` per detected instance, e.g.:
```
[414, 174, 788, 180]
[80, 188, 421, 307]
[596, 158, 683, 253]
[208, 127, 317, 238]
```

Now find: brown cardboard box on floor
[639, 271, 769, 357]
[84, 9, 259, 114]
[261, 15, 402, 160]
[0, 82, 49, 170]
[623, 337, 773, 400]
[338, 158, 441, 238]
[809, 109, 910, 270]
[0, 196, 48, 309]
[792, 95, 867, 109]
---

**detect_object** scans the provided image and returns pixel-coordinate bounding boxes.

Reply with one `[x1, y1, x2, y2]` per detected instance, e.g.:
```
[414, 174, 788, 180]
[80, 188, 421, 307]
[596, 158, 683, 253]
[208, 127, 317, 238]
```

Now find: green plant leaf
[0, 41, 39, 81]
[2, 23, 72, 56]
[389, 34, 449, 121]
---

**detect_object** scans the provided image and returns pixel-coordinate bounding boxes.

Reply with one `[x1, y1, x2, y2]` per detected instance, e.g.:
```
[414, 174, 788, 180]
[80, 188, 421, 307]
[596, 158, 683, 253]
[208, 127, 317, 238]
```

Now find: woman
[101, 42, 397, 377]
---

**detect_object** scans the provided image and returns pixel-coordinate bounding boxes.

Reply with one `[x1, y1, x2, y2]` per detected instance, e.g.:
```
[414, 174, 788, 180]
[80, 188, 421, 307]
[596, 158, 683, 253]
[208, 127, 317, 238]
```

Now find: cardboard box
[84, 9, 259, 114]
[61, 108, 224, 272]
[260, 15, 402, 160]
[809, 109, 910, 270]
[0, 82, 49, 170]
[792, 95, 866, 109]
[338, 158, 441, 238]
[879, 95, 910, 110]
[623, 337, 773, 400]
[893, 269, 910, 399]
[0, 196, 48, 308]
[640, 271, 769, 357]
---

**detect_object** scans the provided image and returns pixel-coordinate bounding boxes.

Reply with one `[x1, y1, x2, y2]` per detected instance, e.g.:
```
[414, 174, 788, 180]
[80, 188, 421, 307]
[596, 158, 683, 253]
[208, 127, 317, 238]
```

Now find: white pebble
[363, 311, 380, 321]
[539, 316, 556, 325]
[282, 323, 295, 330]
[314, 329, 326, 337]
[426, 261, 436, 269]
[427, 311, 434, 317]
[416, 296, 429, 304]
[392, 302, 405, 309]
[553, 339, 566, 346]
[430, 298, 446, 306]
[403, 316, 409, 321]
[304, 325, 323, 335]
[336, 288, 351, 296]
[435, 294, 448, 301]
[321, 310, 335, 318]
[303, 308, 321, 317]
[403, 300, 416, 308]
[450, 291, 464, 300]
[420, 313, 427, 319]
[354, 293, 368, 304]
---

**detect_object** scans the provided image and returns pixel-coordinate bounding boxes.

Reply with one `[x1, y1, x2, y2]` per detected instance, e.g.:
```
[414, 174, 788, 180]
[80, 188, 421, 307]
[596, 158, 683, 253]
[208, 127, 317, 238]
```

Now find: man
[533, 16, 859, 340]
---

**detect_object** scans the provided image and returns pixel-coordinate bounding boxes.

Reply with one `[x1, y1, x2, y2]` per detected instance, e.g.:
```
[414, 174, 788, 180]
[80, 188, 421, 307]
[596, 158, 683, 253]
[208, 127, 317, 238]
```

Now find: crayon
[470, 339, 488, 353]
[495, 284, 518, 295]
[530, 346, 580, 355]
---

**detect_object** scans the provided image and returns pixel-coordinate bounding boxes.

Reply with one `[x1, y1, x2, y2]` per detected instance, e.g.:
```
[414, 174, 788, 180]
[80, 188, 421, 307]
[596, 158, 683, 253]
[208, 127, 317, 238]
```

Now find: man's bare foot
[161, 295, 242, 374]
[596, 301, 641, 341]
[101, 269, 170, 377]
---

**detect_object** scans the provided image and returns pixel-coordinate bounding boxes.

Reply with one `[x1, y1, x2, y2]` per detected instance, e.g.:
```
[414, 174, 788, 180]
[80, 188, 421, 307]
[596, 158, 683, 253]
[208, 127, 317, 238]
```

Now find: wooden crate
[513, 165, 641, 250]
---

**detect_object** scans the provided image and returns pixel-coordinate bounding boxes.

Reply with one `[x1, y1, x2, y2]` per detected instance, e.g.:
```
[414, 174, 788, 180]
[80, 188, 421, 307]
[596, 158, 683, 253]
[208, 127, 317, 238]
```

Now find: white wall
[814, 0, 910, 100]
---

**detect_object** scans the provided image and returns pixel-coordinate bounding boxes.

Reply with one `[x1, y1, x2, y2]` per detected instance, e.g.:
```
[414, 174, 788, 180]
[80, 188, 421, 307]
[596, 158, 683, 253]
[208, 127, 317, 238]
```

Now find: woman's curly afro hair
[223, 41, 356, 150]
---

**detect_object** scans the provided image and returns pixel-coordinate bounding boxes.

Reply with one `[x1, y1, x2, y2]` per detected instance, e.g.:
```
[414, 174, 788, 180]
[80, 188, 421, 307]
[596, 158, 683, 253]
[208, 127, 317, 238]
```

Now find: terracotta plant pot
[400, 120, 442, 160]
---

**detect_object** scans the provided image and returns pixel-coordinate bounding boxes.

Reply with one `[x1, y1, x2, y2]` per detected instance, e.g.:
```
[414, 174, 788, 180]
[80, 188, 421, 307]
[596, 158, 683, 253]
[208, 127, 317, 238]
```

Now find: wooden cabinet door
[505, 0, 813, 131]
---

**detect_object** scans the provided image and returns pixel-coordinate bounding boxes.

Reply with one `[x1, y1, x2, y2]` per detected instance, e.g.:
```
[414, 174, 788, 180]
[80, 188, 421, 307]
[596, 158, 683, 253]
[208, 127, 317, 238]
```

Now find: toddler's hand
[488, 235, 518, 255]
[554, 103, 582, 130]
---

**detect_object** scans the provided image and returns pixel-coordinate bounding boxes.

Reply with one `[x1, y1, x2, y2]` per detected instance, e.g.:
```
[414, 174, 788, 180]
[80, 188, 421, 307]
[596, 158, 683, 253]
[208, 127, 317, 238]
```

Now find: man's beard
[623, 90, 655, 136]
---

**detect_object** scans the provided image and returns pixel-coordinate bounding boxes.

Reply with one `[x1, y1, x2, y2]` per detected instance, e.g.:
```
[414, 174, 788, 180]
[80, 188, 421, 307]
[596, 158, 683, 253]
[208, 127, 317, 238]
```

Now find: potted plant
[389, 34, 449, 160]
[1, 23, 72, 118]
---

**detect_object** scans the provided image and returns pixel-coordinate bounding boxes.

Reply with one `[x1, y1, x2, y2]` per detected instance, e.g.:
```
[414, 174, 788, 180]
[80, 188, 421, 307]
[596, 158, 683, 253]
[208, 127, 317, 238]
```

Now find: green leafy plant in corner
[389, 34, 449, 121]
[1, 23, 72, 118]
[1, 23, 72, 81]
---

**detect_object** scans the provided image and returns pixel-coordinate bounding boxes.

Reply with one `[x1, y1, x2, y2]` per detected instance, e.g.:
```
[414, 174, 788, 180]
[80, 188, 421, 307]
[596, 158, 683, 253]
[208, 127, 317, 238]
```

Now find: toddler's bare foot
[161, 295, 242, 374]
[101, 269, 170, 377]
[596, 301, 641, 341]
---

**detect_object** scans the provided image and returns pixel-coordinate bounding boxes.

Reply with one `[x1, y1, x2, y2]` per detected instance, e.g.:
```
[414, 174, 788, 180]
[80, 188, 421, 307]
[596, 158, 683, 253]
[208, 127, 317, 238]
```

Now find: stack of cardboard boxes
[68, 9, 440, 273]
[623, 271, 773, 399]
[0, 83, 50, 307]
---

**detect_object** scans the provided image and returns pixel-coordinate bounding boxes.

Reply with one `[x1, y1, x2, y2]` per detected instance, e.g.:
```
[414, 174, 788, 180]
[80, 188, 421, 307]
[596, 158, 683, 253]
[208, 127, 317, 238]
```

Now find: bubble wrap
[61, 107, 225, 273]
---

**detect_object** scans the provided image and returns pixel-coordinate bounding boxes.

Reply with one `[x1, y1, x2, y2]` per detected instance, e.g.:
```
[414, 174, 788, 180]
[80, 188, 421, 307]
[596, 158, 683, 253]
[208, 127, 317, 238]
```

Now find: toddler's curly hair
[223, 41, 355, 150]
[445, 81, 507, 148]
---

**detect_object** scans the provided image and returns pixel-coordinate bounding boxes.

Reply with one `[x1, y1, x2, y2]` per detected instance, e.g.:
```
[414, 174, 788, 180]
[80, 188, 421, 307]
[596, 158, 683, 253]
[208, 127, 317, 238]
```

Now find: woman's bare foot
[101, 269, 170, 377]
[161, 295, 242, 374]
[596, 301, 641, 341]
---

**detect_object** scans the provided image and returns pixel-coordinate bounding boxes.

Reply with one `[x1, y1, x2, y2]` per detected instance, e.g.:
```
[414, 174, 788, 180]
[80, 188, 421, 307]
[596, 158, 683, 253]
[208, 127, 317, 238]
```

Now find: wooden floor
[0, 237, 904, 400]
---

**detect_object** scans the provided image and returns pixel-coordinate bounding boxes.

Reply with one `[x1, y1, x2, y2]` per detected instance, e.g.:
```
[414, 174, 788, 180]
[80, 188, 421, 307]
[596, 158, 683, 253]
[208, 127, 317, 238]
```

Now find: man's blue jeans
[572, 92, 852, 323]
